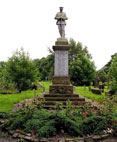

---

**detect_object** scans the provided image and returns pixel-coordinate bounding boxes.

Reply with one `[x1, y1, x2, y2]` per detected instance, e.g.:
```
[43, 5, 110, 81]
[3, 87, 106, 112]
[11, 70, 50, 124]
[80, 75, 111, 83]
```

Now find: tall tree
[7, 48, 38, 92]
[109, 54, 117, 94]
[0, 61, 8, 87]
[69, 39, 95, 85]
[69, 38, 92, 62]
[69, 56, 95, 86]
[33, 53, 54, 81]
[34, 39, 95, 86]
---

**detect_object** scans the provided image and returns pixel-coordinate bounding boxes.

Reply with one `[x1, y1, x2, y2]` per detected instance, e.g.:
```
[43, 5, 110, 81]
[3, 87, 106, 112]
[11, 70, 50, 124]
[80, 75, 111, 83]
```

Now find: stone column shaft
[54, 50, 68, 76]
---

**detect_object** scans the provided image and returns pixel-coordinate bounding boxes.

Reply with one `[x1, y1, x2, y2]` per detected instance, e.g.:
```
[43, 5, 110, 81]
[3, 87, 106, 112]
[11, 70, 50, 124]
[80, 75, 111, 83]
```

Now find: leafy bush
[109, 54, 117, 94]
[0, 112, 10, 119]
[6, 48, 38, 92]
[0, 104, 113, 138]
[80, 115, 108, 135]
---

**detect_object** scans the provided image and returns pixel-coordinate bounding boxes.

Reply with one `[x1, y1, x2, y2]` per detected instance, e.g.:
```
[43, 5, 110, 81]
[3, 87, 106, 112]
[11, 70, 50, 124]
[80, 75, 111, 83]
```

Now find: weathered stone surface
[58, 138, 65, 142]
[54, 50, 68, 76]
[52, 76, 70, 85]
[76, 138, 85, 142]
[0, 120, 5, 124]
[0, 137, 17, 142]
[101, 134, 109, 139]
[92, 135, 101, 140]
[23, 136, 32, 141]
[31, 137, 39, 142]
[53, 46, 70, 51]
[65, 138, 73, 142]
[48, 138, 56, 142]
[55, 39, 68, 45]
[49, 85, 74, 94]
[9, 130, 15, 135]
[39, 138, 49, 142]
[12, 133, 19, 138]
[18, 134, 25, 138]
[85, 137, 94, 142]
[55, 7, 67, 38]
[26, 133, 31, 136]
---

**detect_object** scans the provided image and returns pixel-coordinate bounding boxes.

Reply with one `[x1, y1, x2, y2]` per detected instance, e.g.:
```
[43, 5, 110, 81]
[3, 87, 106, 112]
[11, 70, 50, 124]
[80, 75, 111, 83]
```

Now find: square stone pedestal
[49, 76, 74, 95]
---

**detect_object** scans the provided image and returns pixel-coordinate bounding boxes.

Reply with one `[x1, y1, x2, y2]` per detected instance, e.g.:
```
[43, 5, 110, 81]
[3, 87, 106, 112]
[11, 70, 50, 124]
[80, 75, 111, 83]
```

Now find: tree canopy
[69, 39, 96, 85]
[6, 48, 38, 92]
[34, 39, 96, 86]
[109, 54, 117, 94]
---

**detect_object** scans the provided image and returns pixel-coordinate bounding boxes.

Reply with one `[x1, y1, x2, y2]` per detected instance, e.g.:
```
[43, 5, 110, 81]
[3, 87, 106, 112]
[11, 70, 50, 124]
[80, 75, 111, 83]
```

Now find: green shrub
[0, 105, 114, 138]
[80, 115, 108, 135]
[58, 115, 83, 136]
[0, 112, 10, 119]
[37, 119, 56, 137]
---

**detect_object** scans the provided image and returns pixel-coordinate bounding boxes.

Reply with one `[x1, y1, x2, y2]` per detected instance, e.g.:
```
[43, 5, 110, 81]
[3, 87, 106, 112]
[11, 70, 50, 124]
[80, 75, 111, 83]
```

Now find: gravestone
[94, 75, 99, 88]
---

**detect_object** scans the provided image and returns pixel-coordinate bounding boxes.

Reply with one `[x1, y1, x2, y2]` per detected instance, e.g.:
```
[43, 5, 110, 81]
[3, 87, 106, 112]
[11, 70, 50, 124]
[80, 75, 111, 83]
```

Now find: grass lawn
[40, 81, 51, 91]
[0, 82, 51, 112]
[0, 89, 42, 112]
[40, 81, 107, 102]
[0, 81, 116, 112]
[76, 86, 106, 102]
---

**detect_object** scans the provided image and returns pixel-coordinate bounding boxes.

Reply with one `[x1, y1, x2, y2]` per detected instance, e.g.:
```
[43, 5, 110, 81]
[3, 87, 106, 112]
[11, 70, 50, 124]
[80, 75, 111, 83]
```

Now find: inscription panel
[54, 50, 68, 76]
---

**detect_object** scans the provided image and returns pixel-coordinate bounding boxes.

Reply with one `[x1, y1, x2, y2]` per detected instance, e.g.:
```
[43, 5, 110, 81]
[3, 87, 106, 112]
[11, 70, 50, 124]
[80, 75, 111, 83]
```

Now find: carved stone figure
[55, 7, 68, 38]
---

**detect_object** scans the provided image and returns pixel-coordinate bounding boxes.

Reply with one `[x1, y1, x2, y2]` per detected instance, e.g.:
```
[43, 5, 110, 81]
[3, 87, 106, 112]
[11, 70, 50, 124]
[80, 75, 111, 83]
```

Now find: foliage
[0, 112, 10, 119]
[6, 48, 38, 92]
[0, 89, 18, 94]
[104, 53, 117, 73]
[0, 89, 42, 112]
[69, 39, 96, 85]
[109, 54, 117, 94]
[76, 86, 107, 102]
[0, 83, 116, 137]
[0, 102, 114, 138]
[33, 39, 95, 86]
[69, 56, 96, 86]
[81, 115, 108, 135]
[69, 39, 92, 62]
[0, 61, 9, 88]
[96, 70, 108, 83]
[101, 95, 117, 120]
[33, 53, 54, 81]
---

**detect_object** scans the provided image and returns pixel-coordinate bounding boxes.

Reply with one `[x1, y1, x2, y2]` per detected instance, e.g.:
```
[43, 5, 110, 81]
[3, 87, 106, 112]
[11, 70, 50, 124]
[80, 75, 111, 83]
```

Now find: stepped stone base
[49, 85, 74, 95]
[50, 76, 74, 94]
[41, 39, 86, 109]
[42, 92, 86, 109]
[52, 76, 70, 85]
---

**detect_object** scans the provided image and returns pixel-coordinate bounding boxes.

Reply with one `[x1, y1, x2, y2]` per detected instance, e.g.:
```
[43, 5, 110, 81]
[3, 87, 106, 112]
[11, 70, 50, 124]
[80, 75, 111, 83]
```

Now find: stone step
[44, 93, 79, 98]
[44, 97, 85, 101]
[44, 101, 86, 105]
[43, 105, 98, 110]
[43, 105, 78, 109]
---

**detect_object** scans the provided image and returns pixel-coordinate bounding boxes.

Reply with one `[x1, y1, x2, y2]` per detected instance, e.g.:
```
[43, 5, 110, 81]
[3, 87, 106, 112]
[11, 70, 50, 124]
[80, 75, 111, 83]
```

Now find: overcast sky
[0, 0, 117, 70]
